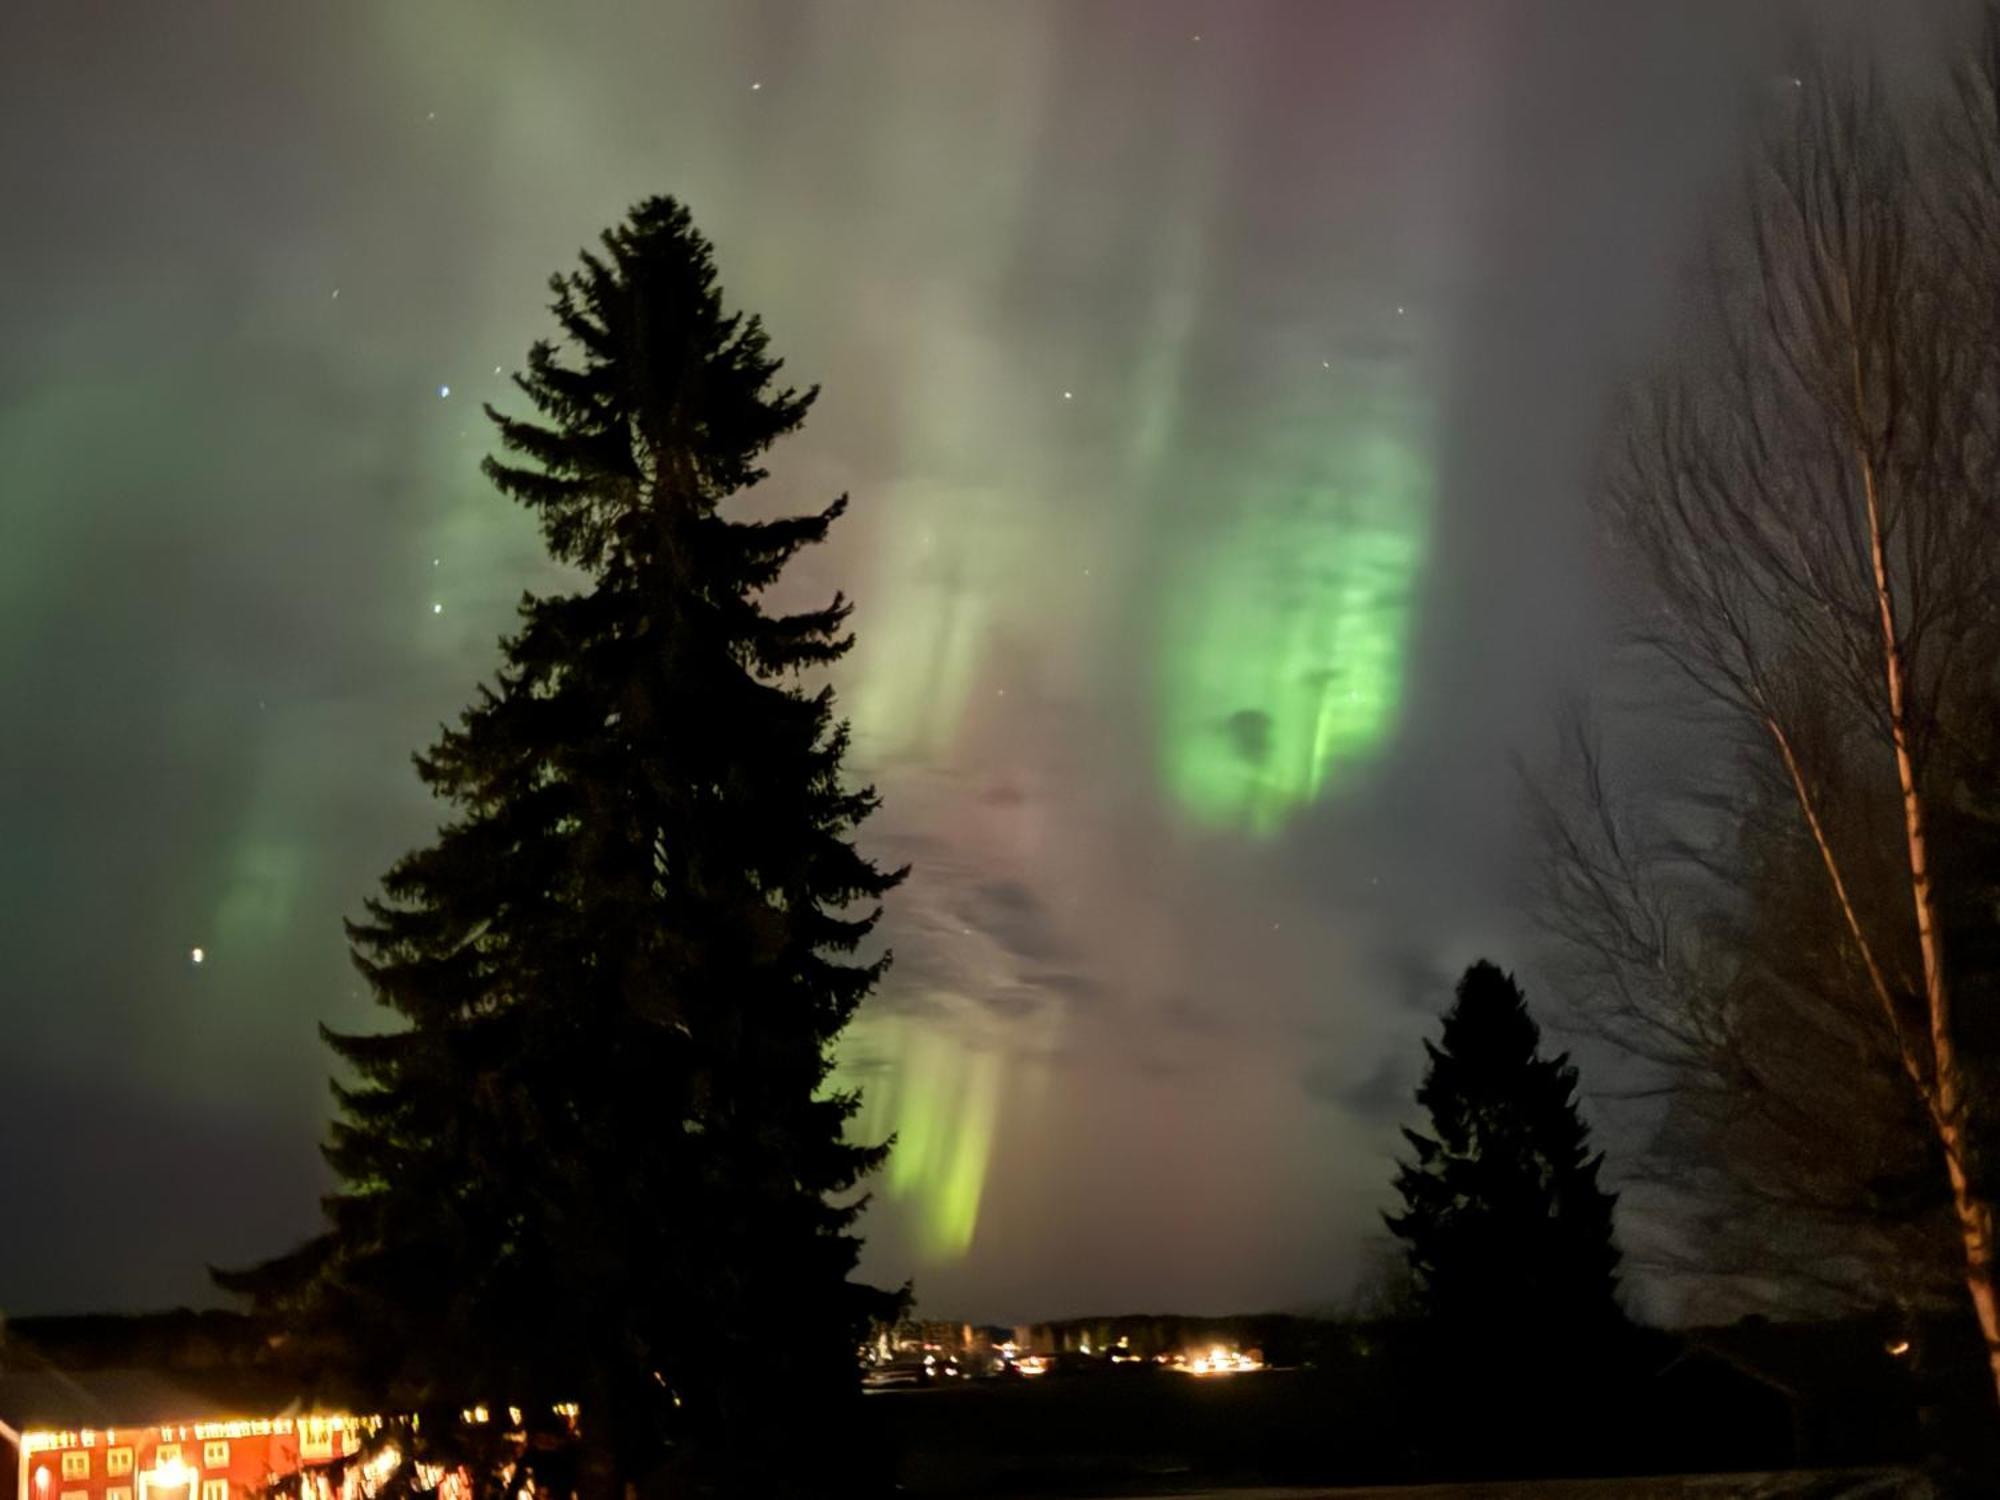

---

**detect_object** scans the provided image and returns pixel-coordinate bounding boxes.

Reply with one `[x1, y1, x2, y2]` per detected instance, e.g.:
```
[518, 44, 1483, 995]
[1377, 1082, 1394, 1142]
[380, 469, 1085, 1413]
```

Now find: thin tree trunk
[1847, 346, 2000, 1400]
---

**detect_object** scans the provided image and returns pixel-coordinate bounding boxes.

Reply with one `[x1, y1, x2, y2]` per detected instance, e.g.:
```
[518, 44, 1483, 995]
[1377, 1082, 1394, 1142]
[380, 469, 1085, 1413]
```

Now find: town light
[147, 1457, 198, 1497]
[1184, 1345, 1262, 1376]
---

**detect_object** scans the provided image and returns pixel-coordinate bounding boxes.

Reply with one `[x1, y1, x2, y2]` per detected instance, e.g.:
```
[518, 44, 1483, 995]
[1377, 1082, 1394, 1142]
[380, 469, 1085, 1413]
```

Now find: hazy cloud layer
[0, 0, 1946, 1319]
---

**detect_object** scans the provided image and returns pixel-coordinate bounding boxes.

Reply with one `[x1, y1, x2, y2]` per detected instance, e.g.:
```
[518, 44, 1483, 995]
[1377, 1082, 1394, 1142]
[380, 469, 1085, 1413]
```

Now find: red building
[0, 1368, 367, 1500]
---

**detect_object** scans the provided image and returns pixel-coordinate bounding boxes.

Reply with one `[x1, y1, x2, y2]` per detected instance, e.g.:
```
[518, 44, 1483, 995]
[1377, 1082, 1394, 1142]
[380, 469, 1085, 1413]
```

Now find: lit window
[202, 1443, 229, 1470]
[201, 1482, 228, 1500]
[298, 1430, 332, 1461]
[61, 1490, 86, 1500]
[156, 1446, 182, 1467]
[61, 1454, 89, 1481]
[108, 1449, 134, 1477]
[109, 1487, 134, 1500]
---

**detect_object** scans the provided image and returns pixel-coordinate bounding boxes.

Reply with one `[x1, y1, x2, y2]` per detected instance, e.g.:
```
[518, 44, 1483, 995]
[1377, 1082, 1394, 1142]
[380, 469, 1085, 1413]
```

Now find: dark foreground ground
[866, 1369, 1927, 1498]
[1122, 1481, 1923, 1499]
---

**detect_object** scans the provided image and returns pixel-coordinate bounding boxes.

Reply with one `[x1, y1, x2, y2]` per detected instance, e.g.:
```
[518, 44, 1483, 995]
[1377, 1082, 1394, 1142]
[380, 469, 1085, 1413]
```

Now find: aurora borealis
[0, 1, 1871, 1320]
[1158, 403, 1431, 836]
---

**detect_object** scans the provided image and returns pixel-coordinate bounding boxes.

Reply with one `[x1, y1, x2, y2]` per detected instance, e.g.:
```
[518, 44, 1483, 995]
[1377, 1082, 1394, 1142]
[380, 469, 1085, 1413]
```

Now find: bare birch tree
[1579, 45, 2000, 1405]
[1532, 707, 1961, 1317]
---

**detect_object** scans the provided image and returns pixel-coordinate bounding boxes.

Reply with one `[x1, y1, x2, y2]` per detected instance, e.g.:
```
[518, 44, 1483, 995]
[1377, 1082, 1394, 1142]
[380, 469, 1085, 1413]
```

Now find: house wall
[14, 1419, 359, 1500]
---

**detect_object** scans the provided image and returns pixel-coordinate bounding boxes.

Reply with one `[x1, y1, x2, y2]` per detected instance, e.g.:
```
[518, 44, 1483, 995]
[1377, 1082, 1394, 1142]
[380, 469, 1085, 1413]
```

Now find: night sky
[0, 2, 1947, 1323]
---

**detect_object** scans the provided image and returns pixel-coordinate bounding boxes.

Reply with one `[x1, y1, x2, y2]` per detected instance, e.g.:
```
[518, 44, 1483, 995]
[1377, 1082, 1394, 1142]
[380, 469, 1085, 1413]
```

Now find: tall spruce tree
[221, 197, 902, 1497]
[1385, 961, 1621, 1337]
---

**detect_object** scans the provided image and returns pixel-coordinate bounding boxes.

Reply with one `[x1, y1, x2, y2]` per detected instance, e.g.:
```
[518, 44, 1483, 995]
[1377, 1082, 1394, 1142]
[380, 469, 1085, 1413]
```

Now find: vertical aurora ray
[841, 1015, 1006, 1259]
[1158, 406, 1430, 836]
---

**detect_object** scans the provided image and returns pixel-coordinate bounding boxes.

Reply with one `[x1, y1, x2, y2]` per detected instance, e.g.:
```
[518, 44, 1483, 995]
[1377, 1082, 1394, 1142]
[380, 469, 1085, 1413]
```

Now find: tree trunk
[1852, 402, 2000, 1406]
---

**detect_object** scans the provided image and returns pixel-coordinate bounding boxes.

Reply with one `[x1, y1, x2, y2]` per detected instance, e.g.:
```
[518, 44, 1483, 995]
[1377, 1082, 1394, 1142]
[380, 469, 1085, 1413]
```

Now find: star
[432, 557, 441, 567]
[1395, 305, 1405, 315]
[438, 384, 451, 398]
[190, 947, 205, 965]
[1063, 390, 1074, 400]
[1322, 359, 1330, 369]
[493, 365, 504, 375]
[331, 288, 340, 300]
[432, 602, 444, 615]
[750, 81, 762, 91]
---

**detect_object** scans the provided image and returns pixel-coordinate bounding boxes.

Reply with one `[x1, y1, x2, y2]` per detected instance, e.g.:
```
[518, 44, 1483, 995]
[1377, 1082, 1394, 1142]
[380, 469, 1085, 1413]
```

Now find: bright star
[432, 603, 444, 615]
[1063, 390, 1074, 400]
[438, 385, 451, 398]
[191, 947, 205, 965]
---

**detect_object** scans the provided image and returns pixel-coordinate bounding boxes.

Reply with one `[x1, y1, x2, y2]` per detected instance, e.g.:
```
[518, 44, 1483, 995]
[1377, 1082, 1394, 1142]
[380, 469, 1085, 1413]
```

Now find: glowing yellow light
[150, 1459, 198, 1492]
[1181, 1345, 1262, 1377]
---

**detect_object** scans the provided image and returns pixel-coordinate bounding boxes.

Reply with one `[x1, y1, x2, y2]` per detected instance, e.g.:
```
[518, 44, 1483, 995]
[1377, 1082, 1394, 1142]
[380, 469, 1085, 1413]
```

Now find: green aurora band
[842, 1017, 1006, 1260]
[1158, 413, 1429, 837]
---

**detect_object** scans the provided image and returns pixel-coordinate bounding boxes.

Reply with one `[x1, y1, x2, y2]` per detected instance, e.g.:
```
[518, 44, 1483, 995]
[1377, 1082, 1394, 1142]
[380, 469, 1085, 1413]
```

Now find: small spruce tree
[1385, 960, 1622, 1337]
[221, 197, 902, 1498]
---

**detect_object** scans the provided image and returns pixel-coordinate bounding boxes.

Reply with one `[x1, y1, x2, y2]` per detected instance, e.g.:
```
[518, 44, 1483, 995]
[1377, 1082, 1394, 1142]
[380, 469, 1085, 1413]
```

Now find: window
[298, 1430, 332, 1462]
[108, 1449, 134, 1477]
[155, 1446, 182, 1467]
[60, 1453, 90, 1481]
[61, 1490, 85, 1500]
[202, 1443, 229, 1470]
[108, 1487, 134, 1500]
[201, 1482, 228, 1500]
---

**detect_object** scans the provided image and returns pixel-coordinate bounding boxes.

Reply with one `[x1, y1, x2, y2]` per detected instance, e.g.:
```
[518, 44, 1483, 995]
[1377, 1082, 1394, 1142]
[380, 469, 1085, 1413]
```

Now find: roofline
[11, 1413, 366, 1449]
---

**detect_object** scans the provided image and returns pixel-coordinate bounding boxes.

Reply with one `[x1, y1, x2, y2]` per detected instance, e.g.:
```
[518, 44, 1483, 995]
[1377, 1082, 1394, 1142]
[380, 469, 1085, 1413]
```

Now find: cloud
[1304, 1051, 1415, 1124]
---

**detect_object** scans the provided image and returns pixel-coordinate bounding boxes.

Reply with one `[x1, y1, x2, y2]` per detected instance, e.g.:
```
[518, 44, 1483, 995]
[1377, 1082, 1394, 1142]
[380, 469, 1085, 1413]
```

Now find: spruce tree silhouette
[1387, 961, 1621, 1336]
[1383, 961, 1626, 1475]
[220, 197, 903, 1499]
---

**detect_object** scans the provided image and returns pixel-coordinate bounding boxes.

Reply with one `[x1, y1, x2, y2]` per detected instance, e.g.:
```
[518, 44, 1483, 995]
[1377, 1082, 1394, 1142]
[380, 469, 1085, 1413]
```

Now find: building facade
[1, 1374, 365, 1500]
